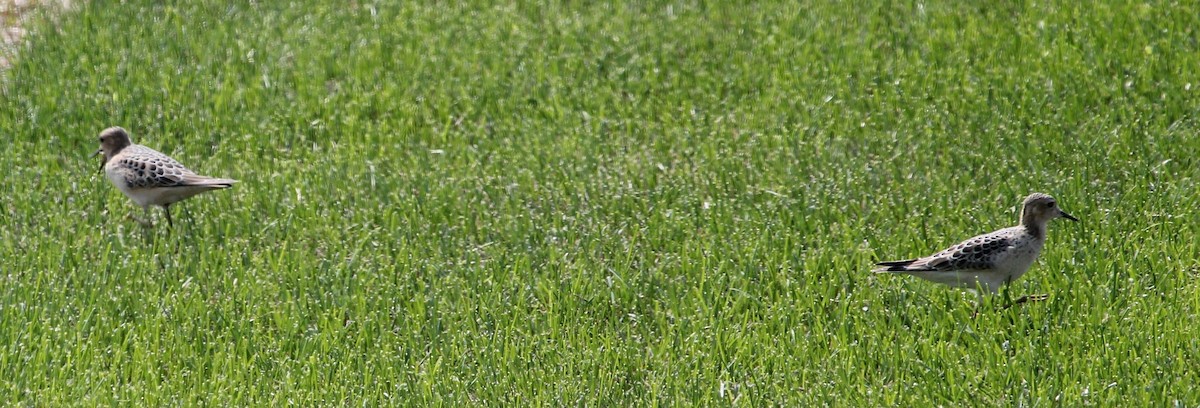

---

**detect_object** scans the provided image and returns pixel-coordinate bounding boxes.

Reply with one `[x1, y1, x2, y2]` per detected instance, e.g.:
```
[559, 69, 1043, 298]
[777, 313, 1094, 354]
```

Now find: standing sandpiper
[874, 193, 1077, 309]
[94, 126, 237, 228]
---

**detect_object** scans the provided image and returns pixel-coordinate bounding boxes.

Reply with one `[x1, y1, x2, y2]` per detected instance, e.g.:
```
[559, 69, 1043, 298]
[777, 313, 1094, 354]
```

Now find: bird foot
[1003, 294, 1049, 309]
[126, 214, 153, 228]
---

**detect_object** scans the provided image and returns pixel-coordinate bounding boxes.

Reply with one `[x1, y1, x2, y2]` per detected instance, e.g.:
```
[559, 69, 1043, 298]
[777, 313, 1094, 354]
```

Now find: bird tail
[181, 175, 238, 189]
[872, 259, 920, 273]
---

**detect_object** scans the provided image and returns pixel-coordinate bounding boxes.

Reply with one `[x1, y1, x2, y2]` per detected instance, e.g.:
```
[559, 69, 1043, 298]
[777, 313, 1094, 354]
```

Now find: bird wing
[116, 145, 197, 188]
[875, 231, 1013, 272]
[915, 233, 1013, 271]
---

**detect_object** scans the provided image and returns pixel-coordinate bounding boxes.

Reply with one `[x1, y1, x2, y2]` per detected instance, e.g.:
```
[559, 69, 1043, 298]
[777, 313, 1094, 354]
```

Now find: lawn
[1, 0, 1198, 405]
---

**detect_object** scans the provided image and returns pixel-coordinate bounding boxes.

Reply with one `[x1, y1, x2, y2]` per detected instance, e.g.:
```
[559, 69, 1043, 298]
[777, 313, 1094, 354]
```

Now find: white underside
[105, 168, 220, 208]
[905, 240, 1044, 294]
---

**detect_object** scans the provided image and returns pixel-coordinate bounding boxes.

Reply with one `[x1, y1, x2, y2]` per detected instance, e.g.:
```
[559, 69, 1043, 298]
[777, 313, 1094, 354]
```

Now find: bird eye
[1048, 202, 1056, 208]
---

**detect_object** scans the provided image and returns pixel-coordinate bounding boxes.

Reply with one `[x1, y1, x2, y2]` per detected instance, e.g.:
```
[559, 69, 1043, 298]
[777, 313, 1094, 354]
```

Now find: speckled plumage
[96, 127, 237, 227]
[874, 193, 1077, 302]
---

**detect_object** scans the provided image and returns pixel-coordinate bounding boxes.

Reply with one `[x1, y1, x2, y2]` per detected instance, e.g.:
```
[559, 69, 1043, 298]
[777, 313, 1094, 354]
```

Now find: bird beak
[1061, 211, 1079, 222]
[93, 149, 103, 174]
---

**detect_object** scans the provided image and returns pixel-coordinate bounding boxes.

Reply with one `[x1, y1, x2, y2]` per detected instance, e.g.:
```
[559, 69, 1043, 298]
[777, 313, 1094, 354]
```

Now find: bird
[873, 193, 1077, 310]
[93, 126, 237, 228]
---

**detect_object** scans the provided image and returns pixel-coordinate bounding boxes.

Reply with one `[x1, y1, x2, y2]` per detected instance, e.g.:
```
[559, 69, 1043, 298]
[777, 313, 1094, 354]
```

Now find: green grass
[2, 0, 1199, 405]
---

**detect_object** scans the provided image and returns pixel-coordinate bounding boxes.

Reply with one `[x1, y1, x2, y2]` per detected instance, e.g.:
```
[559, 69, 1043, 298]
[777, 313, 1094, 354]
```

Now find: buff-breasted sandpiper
[874, 193, 1077, 309]
[94, 126, 237, 228]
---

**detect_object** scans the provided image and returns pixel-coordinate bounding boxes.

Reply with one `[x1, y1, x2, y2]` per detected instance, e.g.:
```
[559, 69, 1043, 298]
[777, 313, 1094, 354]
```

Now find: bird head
[1020, 192, 1078, 226]
[94, 126, 133, 173]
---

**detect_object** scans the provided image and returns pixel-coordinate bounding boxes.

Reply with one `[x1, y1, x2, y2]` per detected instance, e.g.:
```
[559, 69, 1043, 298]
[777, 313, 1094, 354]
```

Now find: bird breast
[992, 238, 1044, 280]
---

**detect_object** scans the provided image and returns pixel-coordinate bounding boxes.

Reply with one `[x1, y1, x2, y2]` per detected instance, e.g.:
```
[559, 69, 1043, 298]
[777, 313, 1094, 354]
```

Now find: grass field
[2, 0, 1199, 405]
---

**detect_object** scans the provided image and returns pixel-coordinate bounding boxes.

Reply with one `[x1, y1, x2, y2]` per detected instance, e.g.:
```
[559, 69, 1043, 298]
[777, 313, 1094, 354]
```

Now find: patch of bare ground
[1, 0, 74, 70]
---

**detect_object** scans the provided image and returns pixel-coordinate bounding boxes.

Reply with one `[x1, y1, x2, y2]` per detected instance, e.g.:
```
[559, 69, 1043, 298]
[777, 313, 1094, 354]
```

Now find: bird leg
[163, 204, 174, 229]
[127, 208, 154, 228]
[971, 291, 984, 318]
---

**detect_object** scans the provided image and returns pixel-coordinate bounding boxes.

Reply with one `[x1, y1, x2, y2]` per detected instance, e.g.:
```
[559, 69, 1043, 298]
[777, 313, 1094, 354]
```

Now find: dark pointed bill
[1061, 211, 1079, 222]
[93, 149, 104, 174]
